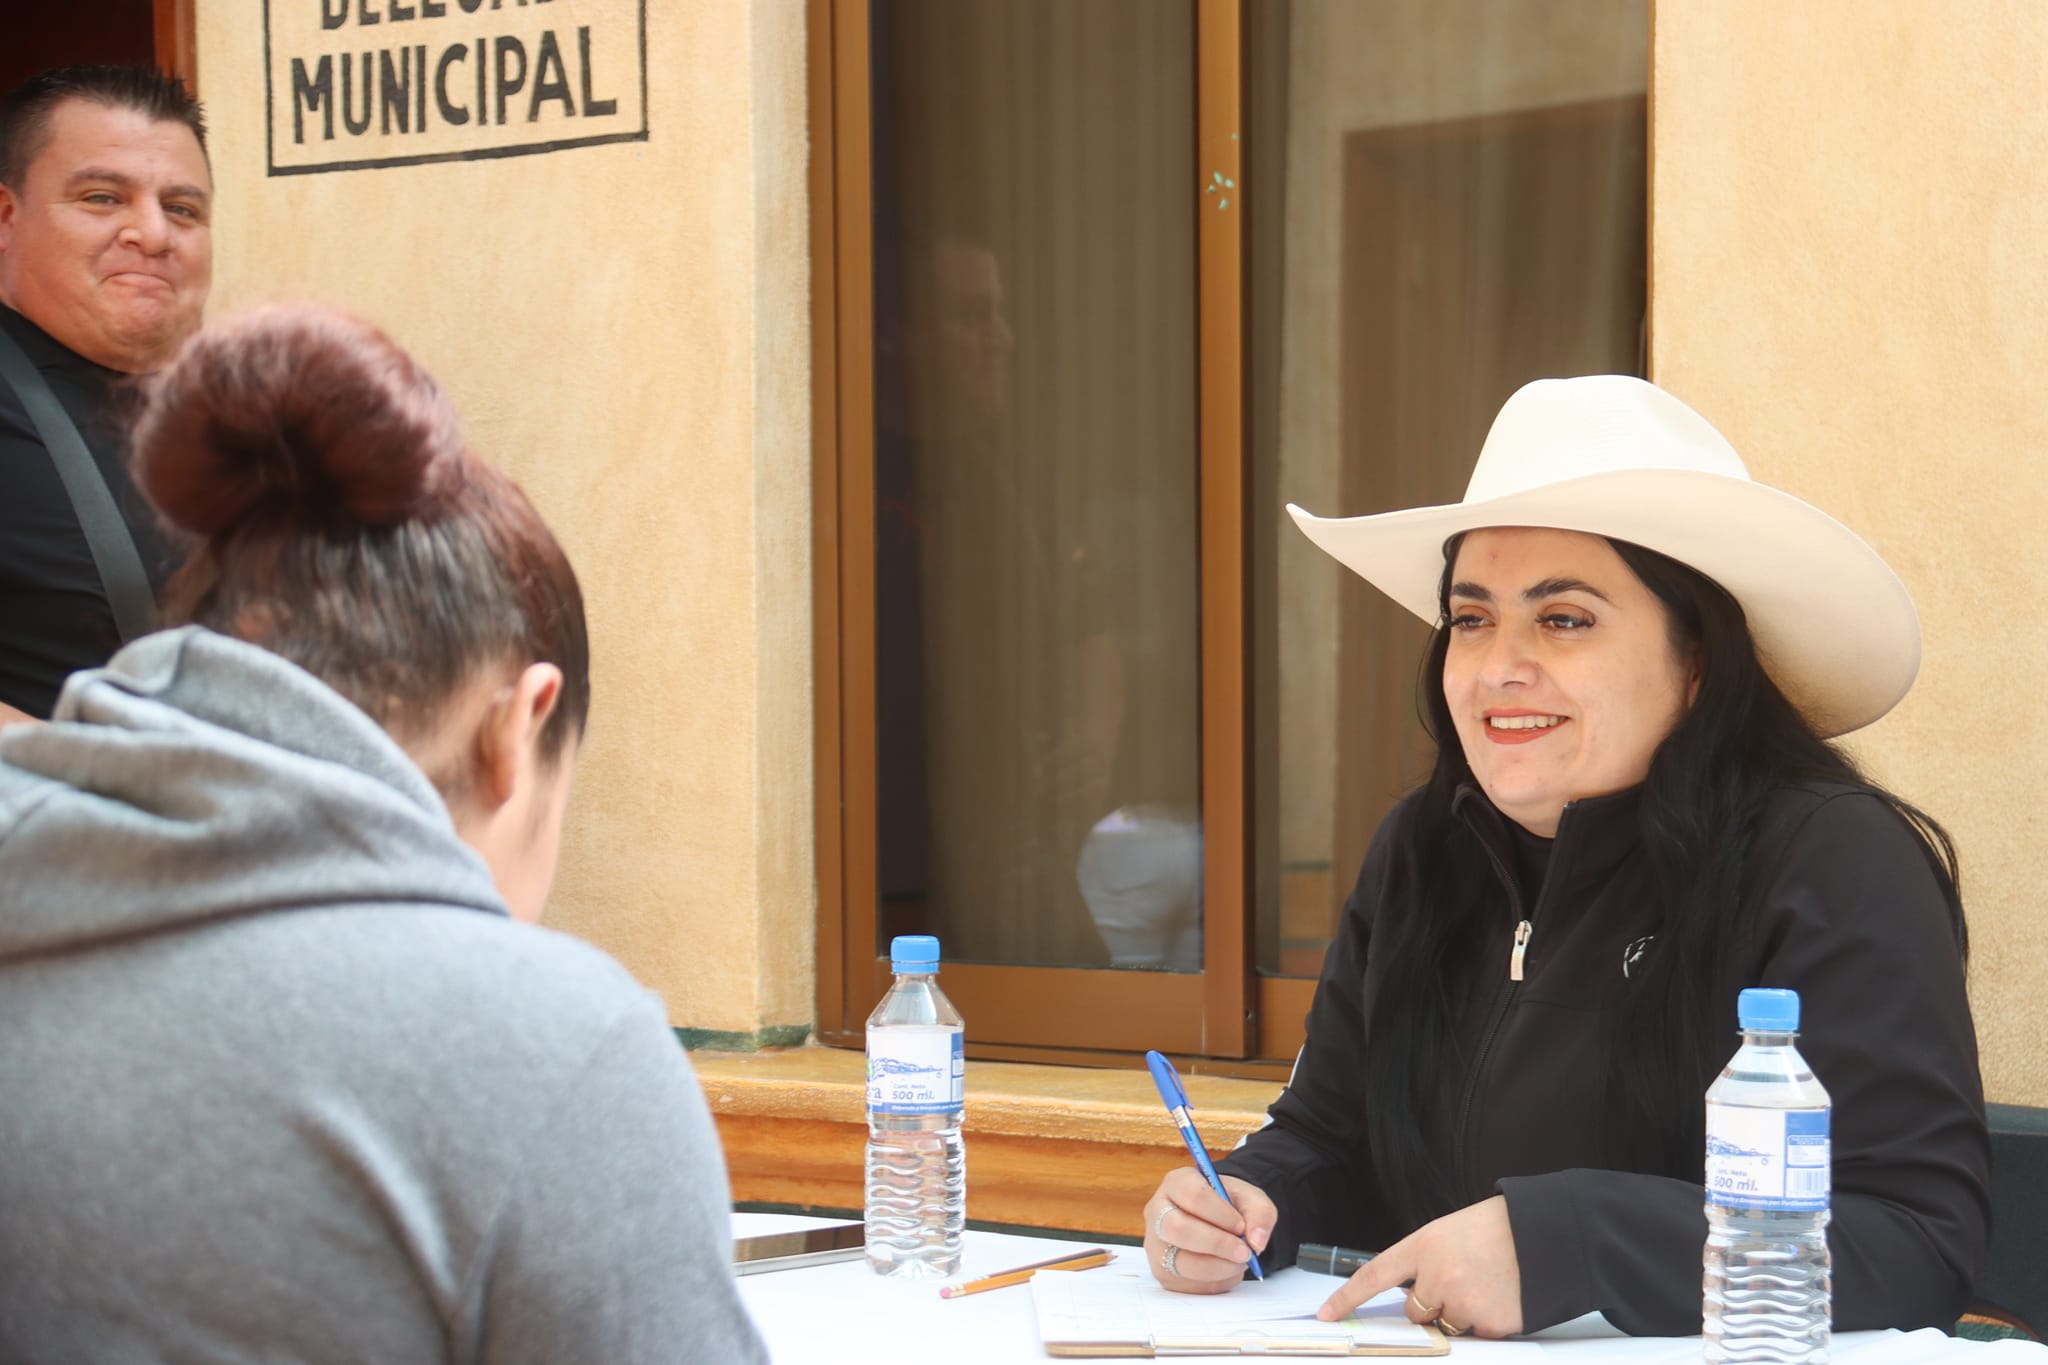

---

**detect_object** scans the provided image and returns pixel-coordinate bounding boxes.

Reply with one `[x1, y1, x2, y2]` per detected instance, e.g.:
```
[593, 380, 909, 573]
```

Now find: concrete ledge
[694, 1048, 1281, 1237]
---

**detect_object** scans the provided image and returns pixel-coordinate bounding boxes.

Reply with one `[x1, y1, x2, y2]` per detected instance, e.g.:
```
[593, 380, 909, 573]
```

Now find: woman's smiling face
[1442, 528, 1698, 837]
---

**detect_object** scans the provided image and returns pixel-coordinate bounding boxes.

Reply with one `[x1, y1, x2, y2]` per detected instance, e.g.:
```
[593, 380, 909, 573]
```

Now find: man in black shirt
[0, 66, 211, 723]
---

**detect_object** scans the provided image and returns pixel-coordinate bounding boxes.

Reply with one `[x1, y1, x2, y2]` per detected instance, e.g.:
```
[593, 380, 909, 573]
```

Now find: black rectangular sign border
[263, 0, 649, 176]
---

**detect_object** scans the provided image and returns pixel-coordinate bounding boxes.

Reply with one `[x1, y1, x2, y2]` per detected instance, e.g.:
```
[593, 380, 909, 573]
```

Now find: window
[811, 0, 1647, 1071]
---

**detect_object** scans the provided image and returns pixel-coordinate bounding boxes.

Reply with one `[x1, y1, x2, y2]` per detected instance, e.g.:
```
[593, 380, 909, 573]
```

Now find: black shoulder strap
[0, 325, 155, 643]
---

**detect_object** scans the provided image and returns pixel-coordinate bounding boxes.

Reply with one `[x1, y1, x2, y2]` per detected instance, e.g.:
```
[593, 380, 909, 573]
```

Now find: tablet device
[732, 1221, 866, 1275]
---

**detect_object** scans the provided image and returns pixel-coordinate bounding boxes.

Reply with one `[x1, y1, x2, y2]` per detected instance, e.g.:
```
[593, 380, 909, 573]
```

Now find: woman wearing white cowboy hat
[1139, 376, 1986, 1339]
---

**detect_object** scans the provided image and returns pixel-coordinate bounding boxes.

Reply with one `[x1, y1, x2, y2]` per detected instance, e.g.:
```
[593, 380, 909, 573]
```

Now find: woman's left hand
[1315, 1194, 1523, 1339]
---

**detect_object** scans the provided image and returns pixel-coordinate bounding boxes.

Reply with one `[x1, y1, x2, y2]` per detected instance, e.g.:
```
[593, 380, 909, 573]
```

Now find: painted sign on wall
[264, 0, 646, 174]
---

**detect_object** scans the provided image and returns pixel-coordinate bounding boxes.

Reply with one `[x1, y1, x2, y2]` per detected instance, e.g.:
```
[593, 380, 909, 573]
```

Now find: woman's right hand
[1142, 1168, 1276, 1295]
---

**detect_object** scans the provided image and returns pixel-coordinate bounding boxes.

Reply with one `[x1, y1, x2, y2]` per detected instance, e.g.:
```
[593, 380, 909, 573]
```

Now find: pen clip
[1145, 1049, 1192, 1115]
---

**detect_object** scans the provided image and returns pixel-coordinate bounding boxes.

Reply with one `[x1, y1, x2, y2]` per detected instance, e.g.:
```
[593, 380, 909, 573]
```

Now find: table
[734, 1214, 2047, 1365]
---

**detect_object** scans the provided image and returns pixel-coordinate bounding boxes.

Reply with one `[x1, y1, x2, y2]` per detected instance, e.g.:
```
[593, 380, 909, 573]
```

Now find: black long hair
[1358, 533, 1965, 1228]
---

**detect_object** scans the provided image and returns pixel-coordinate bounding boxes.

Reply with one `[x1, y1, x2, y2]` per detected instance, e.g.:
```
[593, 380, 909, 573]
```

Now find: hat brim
[1288, 468, 1920, 738]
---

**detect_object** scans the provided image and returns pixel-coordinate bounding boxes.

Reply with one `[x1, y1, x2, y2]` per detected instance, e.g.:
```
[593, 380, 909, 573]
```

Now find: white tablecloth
[733, 1213, 2046, 1365]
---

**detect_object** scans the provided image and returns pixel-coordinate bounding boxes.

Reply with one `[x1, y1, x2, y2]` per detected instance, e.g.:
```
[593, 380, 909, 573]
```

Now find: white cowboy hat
[1287, 374, 1919, 738]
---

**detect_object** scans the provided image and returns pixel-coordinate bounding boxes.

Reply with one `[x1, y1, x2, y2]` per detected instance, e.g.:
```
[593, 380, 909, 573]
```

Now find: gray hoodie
[0, 628, 768, 1364]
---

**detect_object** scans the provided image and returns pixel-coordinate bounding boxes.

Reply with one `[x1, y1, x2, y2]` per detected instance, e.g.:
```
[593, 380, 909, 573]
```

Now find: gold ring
[1439, 1319, 1466, 1337]
[1408, 1291, 1440, 1319]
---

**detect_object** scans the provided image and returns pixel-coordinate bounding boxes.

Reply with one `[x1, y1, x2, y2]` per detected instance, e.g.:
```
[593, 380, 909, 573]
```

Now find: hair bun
[133, 305, 468, 538]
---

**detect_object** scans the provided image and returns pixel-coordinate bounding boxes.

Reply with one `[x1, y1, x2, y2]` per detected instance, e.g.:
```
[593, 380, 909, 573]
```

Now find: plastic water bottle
[1704, 988, 1831, 1364]
[864, 935, 966, 1278]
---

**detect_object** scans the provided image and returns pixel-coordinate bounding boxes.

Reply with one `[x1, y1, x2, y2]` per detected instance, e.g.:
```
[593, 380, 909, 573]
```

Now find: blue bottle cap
[1737, 987, 1800, 1032]
[890, 935, 941, 972]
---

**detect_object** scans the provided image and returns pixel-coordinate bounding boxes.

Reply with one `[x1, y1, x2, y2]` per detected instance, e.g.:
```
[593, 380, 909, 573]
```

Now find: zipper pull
[1509, 920, 1532, 981]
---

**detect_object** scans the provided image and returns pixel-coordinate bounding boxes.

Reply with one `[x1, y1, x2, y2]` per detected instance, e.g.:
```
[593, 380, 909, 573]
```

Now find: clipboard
[1039, 1329, 1451, 1358]
[1032, 1268, 1452, 1357]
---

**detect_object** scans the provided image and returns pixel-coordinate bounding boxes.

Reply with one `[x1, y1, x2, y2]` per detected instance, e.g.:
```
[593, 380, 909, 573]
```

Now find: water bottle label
[866, 1028, 965, 1115]
[1705, 1103, 1830, 1211]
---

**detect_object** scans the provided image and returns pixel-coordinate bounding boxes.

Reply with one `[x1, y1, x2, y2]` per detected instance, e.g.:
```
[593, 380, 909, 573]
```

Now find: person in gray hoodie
[0, 305, 769, 1364]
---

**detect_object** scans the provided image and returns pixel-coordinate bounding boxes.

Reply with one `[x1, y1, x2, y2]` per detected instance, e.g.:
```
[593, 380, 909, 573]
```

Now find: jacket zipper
[1452, 969, 1517, 1191]
[1451, 803, 1572, 1193]
[1509, 920, 1533, 981]
[1451, 835, 1527, 1188]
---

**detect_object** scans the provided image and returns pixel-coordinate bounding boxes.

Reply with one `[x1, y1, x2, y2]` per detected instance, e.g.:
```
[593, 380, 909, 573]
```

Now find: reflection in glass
[871, 0, 1202, 969]
[1254, 0, 1650, 978]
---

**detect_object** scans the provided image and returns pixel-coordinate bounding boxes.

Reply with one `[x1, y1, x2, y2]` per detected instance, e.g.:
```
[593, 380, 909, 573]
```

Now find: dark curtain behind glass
[871, 0, 1203, 970]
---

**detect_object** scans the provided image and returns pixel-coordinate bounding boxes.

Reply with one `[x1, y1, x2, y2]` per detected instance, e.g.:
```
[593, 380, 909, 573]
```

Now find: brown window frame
[156, 0, 198, 88]
[808, 0, 1315, 1077]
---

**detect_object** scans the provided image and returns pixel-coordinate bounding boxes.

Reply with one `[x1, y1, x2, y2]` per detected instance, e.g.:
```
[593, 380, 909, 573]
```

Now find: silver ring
[1162, 1244, 1182, 1277]
[1153, 1202, 1175, 1241]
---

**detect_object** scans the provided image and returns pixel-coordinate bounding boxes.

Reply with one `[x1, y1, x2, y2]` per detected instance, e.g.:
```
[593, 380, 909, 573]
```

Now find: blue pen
[1144, 1050, 1265, 1280]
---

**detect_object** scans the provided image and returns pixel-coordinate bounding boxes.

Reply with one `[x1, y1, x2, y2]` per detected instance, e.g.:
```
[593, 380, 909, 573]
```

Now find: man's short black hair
[0, 65, 207, 189]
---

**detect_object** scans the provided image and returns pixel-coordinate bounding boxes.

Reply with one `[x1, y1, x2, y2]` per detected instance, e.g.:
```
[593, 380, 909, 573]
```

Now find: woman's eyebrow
[1448, 577, 1614, 604]
[1523, 576, 1613, 604]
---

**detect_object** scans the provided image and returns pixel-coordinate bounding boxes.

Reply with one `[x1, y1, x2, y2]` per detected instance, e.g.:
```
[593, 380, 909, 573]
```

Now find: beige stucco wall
[1653, 2, 2048, 1104]
[194, 0, 815, 1040]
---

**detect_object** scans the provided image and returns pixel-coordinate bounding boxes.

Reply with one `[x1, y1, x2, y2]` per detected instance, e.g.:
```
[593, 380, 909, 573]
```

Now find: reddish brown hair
[131, 306, 589, 759]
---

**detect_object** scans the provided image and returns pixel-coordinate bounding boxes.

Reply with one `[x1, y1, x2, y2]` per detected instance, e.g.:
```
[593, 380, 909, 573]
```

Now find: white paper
[1032, 1267, 1437, 1350]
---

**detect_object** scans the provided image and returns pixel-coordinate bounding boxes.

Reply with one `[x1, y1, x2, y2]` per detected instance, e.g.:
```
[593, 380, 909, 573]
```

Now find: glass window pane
[872, 0, 1203, 970]
[1254, 0, 1650, 979]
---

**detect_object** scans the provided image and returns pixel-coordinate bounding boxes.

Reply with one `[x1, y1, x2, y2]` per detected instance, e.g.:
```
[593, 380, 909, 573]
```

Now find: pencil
[937, 1247, 1113, 1298]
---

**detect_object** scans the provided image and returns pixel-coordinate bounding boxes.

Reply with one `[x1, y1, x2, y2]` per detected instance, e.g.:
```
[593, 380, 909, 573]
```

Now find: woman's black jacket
[1216, 781, 1988, 1335]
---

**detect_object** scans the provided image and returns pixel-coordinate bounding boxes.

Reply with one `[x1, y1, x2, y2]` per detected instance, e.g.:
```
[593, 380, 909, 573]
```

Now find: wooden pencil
[937, 1248, 1114, 1298]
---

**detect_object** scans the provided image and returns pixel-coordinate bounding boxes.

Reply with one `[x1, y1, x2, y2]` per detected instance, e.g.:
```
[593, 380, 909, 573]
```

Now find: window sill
[694, 1048, 1281, 1237]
